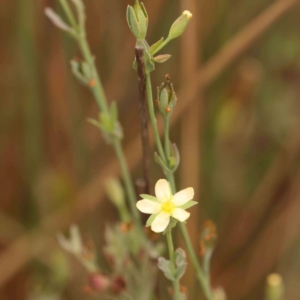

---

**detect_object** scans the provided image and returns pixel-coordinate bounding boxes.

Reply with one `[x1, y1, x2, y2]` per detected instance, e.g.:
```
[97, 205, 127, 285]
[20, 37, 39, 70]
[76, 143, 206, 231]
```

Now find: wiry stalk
[145, 75, 213, 300]
[59, 0, 141, 226]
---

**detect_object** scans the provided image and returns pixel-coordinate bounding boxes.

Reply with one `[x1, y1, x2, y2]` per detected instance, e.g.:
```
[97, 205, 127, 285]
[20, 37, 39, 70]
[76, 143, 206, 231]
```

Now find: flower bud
[126, 1, 148, 39]
[105, 178, 125, 208]
[212, 287, 227, 300]
[111, 276, 126, 295]
[168, 10, 192, 40]
[266, 274, 284, 300]
[156, 76, 177, 118]
[88, 273, 111, 292]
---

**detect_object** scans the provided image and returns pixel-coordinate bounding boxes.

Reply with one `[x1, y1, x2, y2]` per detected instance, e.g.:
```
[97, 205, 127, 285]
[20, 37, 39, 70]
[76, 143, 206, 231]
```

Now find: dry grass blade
[215, 169, 300, 299]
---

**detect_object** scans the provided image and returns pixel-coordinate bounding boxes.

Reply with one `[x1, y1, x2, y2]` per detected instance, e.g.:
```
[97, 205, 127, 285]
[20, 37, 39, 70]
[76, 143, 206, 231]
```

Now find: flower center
[161, 200, 174, 213]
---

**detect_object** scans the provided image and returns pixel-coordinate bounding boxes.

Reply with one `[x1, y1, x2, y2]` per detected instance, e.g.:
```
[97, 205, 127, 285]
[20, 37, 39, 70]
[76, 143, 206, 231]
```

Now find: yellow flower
[136, 179, 197, 233]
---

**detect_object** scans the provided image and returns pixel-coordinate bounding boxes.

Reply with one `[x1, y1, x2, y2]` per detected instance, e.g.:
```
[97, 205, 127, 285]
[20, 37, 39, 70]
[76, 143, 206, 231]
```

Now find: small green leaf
[140, 194, 159, 202]
[150, 37, 164, 54]
[136, 5, 147, 38]
[140, 2, 148, 22]
[45, 7, 76, 35]
[180, 201, 197, 210]
[158, 257, 174, 281]
[175, 248, 187, 279]
[154, 152, 172, 173]
[164, 218, 177, 233]
[110, 101, 118, 123]
[81, 61, 92, 79]
[141, 41, 155, 73]
[175, 248, 186, 267]
[70, 60, 88, 85]
[87, 118, 101, 129]
[153, 54, 172, 63]
[127, 5, 141, 39]
[146, 214, 157, 227]
[170, 143, 180, 171]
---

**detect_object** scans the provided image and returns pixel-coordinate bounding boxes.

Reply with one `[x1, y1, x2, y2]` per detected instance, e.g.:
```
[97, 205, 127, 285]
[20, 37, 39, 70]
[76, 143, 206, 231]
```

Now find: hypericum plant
[45, 1, 217, 299]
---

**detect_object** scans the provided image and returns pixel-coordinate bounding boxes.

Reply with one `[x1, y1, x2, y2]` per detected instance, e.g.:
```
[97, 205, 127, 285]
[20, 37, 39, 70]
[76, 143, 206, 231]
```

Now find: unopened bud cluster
[126, 0, 148, 39]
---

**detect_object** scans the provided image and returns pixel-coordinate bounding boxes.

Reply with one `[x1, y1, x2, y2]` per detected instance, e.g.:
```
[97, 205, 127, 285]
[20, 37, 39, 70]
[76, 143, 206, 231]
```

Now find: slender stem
[145, 73, 166, 163]
[113, 139, 141, 225]
[77, 36, 109, 114]
[150, 37, 172, 56]
[164, 116, 171, 162]
[144, 72, 213, 298]
[166, 230, 181, 300]
[167, 173, 213, 300]
[59, 0, 78, 29]
[60, 4, 141, 226]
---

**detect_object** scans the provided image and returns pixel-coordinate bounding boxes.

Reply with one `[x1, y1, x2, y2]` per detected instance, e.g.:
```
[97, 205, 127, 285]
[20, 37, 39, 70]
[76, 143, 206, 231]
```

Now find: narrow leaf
[179, 201, 198, 210]
[150, 37, 164, 54]
[146, 214, 157, 227]
[140, 194, 159, 202]
[154, 152, 171, 173]
[158, 257, 174, 281]
[45, 7, 74, 33]
[153, 54, 172, 63]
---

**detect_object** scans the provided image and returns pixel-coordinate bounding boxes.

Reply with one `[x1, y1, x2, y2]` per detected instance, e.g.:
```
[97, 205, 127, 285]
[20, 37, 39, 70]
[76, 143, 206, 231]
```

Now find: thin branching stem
[167, 175, 213, 300]
[145, 73, 166, 163]
[112, 139, 141, 224]
[166, 230, 181, 300]
[145, 73, 213, 300]
[59, 1, 141, 226]
[59, 0, 78, 29]
[150, 37, 171, 56]
[77, 36, 109, 114]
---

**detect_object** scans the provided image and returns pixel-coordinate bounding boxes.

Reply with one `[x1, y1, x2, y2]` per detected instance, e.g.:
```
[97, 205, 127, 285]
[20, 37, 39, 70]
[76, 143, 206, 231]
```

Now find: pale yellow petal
[173, 187, 194, 206]
[151, 212, 170, 232]
[171, 208, 190, 222]
[155, 179, 171, 202]
[136, 200, 161, 214]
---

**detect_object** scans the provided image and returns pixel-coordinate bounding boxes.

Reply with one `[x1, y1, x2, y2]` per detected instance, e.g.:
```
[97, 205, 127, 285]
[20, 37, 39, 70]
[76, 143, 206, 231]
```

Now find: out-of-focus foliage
[1, 0, 300, 299]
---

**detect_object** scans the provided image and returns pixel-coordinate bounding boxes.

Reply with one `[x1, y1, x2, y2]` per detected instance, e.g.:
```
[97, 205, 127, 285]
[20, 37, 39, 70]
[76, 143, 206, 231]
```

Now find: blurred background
[1, 0, 300, 299]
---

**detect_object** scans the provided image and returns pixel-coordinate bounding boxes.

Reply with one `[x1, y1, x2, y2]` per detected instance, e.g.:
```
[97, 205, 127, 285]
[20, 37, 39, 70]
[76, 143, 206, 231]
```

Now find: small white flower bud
[168, 10, 192, 40]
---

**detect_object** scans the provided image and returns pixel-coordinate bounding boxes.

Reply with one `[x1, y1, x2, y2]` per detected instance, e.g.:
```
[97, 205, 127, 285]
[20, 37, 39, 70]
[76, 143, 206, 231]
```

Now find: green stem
[59, 0, 78, 29]
[164, 116, 171, 162]
[60, 2, 140, 226]
[166, 230, 181, 300]
[144, 74, 212, 298]
[145, 73, 166, 163]
[167, 174, 213, 300]
[76, 35, 140, 222]
[150, 37, 172, 56]
[77, 36, 109, 114]
[113, 139, 141, 225]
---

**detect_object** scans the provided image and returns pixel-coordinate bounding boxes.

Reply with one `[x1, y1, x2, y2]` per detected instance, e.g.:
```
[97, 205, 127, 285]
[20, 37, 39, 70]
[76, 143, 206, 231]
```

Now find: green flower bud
[156, 76, 177, 117]
[266, 274, 284, 300]
[105, 178, 130, 222]
[168, 10, 192, 40]
[105, 178, 125, 207]
[126, 1, 148, 39]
